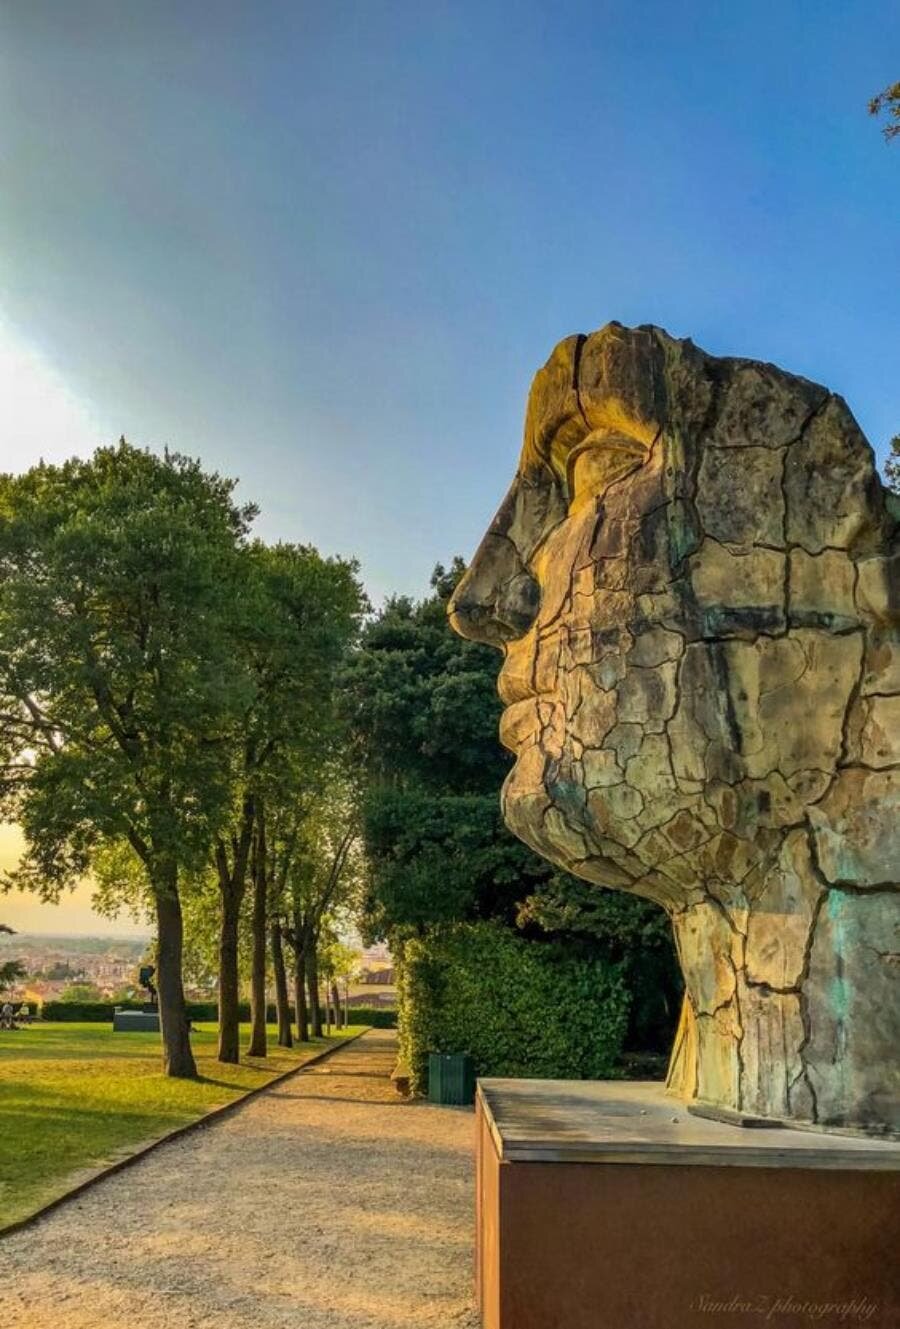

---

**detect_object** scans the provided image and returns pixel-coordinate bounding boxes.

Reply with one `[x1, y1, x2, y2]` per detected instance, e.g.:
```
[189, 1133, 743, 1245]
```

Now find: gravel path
[0, 1029, 479, 1329]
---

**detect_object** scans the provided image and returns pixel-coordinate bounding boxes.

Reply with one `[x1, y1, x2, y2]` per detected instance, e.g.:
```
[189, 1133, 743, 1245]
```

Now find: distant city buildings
[1, 932, 396, 1008]
[0, 933, 148, 1004]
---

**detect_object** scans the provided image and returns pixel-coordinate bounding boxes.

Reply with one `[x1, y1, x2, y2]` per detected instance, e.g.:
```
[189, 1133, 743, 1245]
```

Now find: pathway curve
[0, 1029, 479, 1329]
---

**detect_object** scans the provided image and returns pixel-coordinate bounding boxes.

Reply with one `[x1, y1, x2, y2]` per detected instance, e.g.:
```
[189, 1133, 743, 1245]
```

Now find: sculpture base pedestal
[475, 1079, 900, 1329]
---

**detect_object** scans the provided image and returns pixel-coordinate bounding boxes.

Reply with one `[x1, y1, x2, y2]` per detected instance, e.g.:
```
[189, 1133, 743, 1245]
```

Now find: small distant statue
[450, 321, 899, 1135]
[139, 964, 157, 1008]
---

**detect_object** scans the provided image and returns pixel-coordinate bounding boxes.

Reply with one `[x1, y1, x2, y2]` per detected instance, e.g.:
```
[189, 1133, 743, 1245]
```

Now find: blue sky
[1, 0, 898, 612]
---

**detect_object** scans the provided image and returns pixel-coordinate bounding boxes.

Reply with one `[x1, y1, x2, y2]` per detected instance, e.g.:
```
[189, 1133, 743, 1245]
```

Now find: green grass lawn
[0, 1019, 363, 1230]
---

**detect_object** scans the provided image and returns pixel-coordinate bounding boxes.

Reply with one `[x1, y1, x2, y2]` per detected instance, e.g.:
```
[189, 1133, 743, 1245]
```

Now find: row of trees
[0, 442, 366, 1076]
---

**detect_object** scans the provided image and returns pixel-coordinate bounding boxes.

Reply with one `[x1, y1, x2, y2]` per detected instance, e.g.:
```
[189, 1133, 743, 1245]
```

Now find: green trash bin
[428, 1052, 476, 1105]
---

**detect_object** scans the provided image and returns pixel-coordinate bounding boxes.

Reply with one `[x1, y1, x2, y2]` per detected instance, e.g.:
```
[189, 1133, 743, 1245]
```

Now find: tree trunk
[293, 918, 309, 1043]
[307, 941, 323, 1038]
[247, 824, 268, 1058]
[154, 873, 197, 1079]
[330, 981, 343, 1030]
[217, 886, 241, 1063]
[272, 921, 292, 1047]
[213, 800, 253, 1065]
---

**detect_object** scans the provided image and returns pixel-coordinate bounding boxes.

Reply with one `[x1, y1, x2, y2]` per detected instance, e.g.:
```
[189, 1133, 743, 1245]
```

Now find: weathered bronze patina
[450, 322, 899, 1133]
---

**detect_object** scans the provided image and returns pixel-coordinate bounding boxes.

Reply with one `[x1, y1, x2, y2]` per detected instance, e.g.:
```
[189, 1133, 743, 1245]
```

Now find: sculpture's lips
[498, 659, 536, 706]
[499, 697, 542, 753]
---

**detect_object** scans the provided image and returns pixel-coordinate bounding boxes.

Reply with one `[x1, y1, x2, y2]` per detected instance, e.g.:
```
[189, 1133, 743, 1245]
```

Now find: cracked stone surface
[449, 321, 900, 1135]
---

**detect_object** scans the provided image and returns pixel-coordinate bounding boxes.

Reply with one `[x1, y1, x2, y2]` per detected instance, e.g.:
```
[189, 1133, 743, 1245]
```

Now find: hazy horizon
[1, 826, 151, 937]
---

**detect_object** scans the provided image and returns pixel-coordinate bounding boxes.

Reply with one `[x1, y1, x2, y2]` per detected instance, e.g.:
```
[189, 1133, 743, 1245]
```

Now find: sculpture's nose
[448, 536, 540, 648]
[447, 479, 541, 649]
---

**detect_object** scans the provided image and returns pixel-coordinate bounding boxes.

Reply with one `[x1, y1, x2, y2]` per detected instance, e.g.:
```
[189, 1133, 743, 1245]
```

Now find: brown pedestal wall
[476, 1096, 900, 1329]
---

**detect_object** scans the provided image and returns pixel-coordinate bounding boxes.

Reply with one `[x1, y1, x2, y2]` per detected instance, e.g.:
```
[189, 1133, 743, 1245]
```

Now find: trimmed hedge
[398, 921, 630, 1094]
[40, 998, 396, 1027]
[347, 1005, 397, 1028]
[42, 1000, 144, 1022]
[40, 1000, 231, 1023]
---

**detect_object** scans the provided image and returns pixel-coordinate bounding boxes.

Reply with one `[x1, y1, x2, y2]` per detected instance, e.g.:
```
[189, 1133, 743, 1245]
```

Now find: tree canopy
[0, 442, 256, 1074]
[341, 561, 552, 936]
[885, 436, 900, 494]
[0, 441, 252, 897]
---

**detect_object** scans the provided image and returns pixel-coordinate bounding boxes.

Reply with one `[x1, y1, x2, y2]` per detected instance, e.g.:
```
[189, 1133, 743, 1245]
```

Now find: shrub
[346, 1005, 397, 1028]
[42, 1000, 142, 1021]
[397, 921, 630, 1093]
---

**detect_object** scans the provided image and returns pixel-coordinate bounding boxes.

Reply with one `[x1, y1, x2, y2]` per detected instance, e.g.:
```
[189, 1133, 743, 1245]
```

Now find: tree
[279, 774, 362, 1042]
[58, 982, 105, 1002]
[318, 932, 358, 1030]
[0, 442, 254, 1076]
[213, 541, 364, 1063]
[342, 562, 547, 936]
[0, 923, 24, 992]
[0, 958, 25, 993]
[227, 546, 364, 1061]
[178, 872, 221, 995]
[870, 80, 900, 140]
[885, 435, 900, 494]
[270, 909, 293, 1047]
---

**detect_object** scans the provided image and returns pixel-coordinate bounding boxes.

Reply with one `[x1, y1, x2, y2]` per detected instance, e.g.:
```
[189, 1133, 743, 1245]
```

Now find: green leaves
[362, 787, 549, 933]
[397, 921, 631, 1091]
[869, 80, 900, 141]
[0, 958, 25, 992]
[341, 568, 507, 793]
[0, 441, 254, 888]
[885, 434, 900, 495]
[343, 561, 540, 937]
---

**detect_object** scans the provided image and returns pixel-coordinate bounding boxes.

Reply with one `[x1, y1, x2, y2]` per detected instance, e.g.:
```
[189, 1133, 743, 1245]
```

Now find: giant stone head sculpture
[449, 323, 899, 1134]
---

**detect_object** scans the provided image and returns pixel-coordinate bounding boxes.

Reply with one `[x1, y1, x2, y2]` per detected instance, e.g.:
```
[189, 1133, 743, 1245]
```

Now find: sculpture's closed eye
[564, 429, 648, 512]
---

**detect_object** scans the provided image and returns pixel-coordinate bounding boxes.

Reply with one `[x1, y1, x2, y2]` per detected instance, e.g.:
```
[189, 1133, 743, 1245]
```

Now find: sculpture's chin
[502, 758, 668, 898]
[500, 763, 557, 856]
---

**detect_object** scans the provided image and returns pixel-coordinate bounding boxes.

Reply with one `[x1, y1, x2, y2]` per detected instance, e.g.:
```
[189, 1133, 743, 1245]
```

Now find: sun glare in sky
[0, 316, 109, 470]
[0, 823, 148, 937]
